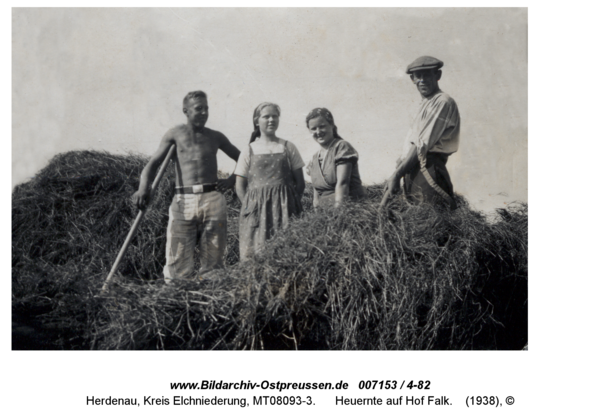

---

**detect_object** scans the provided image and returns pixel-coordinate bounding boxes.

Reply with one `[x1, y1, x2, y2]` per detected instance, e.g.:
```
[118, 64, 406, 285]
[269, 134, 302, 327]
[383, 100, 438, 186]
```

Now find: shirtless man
[133, 91, 240, 282]
[381, 56, 460, 209]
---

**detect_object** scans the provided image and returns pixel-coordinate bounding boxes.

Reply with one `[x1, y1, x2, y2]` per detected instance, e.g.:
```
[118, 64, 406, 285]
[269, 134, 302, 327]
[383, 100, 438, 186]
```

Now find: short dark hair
[183, 90, 207, 107]
[305, 107, 342, 140]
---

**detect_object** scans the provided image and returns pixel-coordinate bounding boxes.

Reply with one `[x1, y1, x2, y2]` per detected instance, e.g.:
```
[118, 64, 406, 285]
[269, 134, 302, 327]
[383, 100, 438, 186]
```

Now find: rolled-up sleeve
[234, 146, 251, 177]
[333, 140, 359, 166]
[415, 96, 460, 157]
[286, 142, 305, 171]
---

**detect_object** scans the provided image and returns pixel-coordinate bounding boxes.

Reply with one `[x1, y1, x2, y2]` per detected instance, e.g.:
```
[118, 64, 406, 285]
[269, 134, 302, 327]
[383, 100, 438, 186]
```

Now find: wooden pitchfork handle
[380, 189, 393, 208]
[100, 145, 176, 294]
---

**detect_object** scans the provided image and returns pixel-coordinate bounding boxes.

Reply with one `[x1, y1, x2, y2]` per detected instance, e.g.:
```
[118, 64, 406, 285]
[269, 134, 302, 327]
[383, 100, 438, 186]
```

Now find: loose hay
[12, 151, 527, 350]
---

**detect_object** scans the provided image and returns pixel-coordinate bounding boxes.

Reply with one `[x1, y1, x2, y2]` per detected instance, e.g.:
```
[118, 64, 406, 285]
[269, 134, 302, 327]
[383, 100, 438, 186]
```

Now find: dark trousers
[404, 153, 457, 209]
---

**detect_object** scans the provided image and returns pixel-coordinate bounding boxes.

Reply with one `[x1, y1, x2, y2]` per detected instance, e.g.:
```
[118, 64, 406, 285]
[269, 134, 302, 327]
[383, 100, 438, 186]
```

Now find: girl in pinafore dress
[235, 102, 305, 260]
[305, 108, 365, 208]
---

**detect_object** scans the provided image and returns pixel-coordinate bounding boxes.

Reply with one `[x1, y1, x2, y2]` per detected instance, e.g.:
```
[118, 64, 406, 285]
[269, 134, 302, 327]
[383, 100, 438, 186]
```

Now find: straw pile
[12, 151, 527, 350]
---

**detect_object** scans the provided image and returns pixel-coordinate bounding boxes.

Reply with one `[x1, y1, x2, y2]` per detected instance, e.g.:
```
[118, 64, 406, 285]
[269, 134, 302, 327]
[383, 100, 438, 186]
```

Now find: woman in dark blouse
[305, 108, 365, 208]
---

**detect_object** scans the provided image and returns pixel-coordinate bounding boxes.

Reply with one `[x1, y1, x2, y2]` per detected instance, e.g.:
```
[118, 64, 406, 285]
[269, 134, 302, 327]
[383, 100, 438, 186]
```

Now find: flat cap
[406, 56, 444, 74]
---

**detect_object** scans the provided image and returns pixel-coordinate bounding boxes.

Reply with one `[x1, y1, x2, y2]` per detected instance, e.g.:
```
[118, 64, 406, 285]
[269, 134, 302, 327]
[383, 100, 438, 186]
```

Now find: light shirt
[402, 90, 460, 160]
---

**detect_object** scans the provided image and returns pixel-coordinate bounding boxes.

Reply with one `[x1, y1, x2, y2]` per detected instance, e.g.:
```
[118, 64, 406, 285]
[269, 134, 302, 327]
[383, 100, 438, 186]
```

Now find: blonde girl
[235, 103, 305, 260]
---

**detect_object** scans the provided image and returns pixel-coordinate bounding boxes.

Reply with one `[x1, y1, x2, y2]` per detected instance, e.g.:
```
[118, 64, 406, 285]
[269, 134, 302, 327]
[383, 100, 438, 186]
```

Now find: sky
[12, 8, 527, 213]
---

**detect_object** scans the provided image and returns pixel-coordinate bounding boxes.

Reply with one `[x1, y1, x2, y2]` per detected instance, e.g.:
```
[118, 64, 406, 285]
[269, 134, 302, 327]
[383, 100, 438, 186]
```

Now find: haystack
[12, 151, 527, 349]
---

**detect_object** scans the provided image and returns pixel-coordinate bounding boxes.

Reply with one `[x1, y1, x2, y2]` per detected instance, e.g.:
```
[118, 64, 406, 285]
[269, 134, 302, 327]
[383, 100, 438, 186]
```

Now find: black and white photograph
[12, 7, 527, 351]
[6, 4, 597, 415]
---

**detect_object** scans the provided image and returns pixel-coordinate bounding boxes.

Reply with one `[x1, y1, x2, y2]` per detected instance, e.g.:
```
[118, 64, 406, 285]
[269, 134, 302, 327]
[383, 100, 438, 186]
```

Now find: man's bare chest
[175, 132, 219, 160]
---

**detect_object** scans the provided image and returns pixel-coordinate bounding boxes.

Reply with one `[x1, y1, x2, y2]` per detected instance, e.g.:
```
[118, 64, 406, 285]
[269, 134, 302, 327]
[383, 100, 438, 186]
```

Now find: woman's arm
[334, 163, 352, 208]
[313, 187, 320, 209]
[292, 168, 305, 199]
[235, 176, 248, 203]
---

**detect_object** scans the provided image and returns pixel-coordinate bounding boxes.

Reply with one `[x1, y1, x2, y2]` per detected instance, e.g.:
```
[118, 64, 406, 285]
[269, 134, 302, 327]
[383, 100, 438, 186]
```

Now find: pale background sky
[12, 8, 527, 213]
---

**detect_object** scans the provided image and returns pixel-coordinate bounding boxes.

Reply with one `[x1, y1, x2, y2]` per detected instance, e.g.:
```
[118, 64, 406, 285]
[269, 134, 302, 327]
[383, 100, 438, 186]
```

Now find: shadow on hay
[12, 151, 527, 350]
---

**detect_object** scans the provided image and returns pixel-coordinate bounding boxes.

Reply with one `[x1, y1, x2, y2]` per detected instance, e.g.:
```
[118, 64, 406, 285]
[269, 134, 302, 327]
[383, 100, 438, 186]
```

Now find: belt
[175, 184, 217, 194]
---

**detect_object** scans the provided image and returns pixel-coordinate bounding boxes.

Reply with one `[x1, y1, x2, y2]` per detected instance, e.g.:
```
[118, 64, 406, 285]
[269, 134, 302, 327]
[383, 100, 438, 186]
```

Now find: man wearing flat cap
[381, 56, 460, 209]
